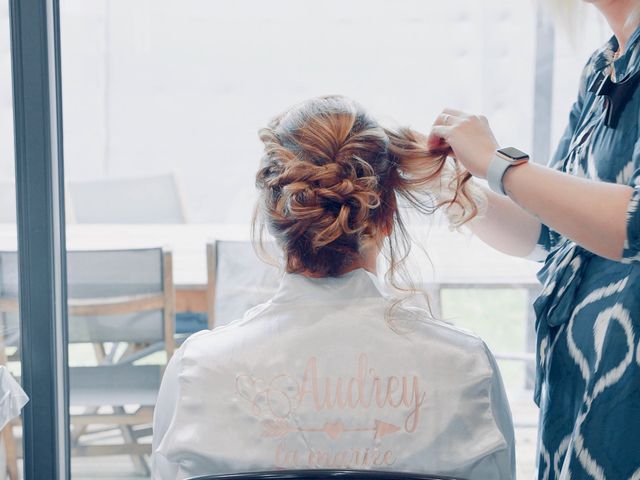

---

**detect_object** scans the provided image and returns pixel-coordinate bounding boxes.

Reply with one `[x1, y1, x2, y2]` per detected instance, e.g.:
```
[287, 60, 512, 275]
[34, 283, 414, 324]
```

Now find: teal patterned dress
[533, 28, 640, 479]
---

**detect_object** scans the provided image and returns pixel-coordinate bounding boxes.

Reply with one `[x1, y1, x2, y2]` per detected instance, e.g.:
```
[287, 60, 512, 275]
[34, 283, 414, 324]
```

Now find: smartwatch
[487, 147, 529, 196]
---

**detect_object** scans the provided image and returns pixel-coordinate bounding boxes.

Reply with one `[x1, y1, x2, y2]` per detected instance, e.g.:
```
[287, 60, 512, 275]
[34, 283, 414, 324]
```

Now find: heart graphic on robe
[234, 374, 268, 416]
[235, 373, 300, 418]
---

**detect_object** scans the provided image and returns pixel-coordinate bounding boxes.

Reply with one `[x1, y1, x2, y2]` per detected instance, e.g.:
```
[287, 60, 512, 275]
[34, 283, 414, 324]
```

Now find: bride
[151, 95, 515, 479]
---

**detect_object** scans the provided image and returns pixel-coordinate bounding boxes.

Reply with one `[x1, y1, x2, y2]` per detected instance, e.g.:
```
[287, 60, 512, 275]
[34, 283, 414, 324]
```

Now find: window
[4, 1, 614, 477]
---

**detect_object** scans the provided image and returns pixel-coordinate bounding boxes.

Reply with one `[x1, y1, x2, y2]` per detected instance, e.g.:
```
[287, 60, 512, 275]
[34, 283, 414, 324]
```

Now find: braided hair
[254, 95, 481, 279]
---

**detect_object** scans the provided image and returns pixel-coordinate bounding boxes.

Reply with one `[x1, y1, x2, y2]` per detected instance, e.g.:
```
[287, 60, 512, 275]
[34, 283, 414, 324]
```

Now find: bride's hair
[253, 95, 483, 285]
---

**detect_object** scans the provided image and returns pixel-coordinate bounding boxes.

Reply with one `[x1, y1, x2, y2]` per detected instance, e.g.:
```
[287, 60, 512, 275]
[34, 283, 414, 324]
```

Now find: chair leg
[2, 423, 19, 480]
[75, 344, 151, 475]
[69, 343, 112, 448]
[71, 405, 102, 446]
[114, 407, 149, 476]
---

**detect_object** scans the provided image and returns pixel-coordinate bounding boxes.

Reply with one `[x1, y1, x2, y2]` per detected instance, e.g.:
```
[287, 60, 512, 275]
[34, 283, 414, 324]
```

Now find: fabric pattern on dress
[533, 26, 640, 480]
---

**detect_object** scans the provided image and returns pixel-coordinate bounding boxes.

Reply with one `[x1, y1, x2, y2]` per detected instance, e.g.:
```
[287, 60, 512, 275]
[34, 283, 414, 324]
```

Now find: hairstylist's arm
[430, 109, 634, 261]
[465, 185, 542, 258]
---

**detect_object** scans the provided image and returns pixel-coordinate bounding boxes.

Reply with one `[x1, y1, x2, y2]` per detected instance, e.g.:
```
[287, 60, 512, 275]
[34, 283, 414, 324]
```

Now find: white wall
[0, 1, 611, 223]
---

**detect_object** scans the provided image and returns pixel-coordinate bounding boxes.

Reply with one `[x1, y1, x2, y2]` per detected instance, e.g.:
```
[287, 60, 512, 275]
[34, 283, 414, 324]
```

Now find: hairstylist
[428, 1, 640, 478]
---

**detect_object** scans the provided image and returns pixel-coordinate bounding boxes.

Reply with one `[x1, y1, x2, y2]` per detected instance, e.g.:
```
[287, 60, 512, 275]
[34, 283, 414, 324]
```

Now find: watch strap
[487, 153, 511, 196]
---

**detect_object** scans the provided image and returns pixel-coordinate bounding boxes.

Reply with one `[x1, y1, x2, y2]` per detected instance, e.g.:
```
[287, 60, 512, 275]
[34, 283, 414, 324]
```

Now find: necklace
[611, 49, 622, 78]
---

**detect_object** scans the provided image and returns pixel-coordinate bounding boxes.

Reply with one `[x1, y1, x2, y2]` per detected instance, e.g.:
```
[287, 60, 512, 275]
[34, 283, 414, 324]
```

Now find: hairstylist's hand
[428, 108, 499, 179]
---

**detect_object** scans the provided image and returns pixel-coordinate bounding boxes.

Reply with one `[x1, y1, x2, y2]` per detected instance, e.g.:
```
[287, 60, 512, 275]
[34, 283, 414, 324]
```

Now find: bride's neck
[298, 243, 379, 278]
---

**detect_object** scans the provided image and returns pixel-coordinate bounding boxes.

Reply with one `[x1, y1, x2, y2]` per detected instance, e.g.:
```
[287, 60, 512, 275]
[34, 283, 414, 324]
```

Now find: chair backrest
[187, 470, 463, 480]
[69, 364, 163, 407]
[206, 240, 281, 328]
[0, 248, 175, 354]
[68, 173, 186, 224]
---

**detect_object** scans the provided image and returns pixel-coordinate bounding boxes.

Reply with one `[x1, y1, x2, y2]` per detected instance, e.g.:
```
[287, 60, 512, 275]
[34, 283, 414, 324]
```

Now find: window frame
[5, 2, 557, 478]
[9, 0, 70, 478]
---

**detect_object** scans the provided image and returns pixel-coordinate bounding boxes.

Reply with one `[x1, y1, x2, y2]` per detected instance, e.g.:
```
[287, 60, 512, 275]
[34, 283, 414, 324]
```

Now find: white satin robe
[152, 269, 515, 479]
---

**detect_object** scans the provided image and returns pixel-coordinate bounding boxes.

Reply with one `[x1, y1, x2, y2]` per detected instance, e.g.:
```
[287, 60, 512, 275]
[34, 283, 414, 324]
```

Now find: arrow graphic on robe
[262, 419, 401, 440]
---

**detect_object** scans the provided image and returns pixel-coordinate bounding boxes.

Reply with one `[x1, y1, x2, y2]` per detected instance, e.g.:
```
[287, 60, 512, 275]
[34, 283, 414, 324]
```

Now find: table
[0, 223, 541, 313]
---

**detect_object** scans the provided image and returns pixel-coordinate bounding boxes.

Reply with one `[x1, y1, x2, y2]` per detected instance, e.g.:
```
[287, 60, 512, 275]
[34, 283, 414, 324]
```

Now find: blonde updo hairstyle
[253, 95, 482, 285]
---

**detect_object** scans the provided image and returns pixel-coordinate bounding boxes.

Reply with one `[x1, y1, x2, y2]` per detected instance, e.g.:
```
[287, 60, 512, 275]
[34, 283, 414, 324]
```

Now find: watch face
[498, 147, 529, 161]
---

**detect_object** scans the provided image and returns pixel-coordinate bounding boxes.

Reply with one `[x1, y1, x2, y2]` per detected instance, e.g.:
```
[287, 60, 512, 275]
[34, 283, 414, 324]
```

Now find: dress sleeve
[151, 347, 184, 479]
[533, 57, 593, 259]
[619, 95, 640, 263]
[622, 166, 640, 263]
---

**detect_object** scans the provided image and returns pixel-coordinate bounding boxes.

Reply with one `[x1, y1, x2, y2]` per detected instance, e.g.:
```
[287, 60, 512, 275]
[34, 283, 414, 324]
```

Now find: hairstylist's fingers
[433, 114, 447, 126]
[443, 147, 456, 159]
[426, 134, 444, 149]
[427, 125, 452, 149]
[433, 113, 461, 127]
[433, 114, 447, 127]
[442, 107, 465, 117]
[430, 125, 452, 139]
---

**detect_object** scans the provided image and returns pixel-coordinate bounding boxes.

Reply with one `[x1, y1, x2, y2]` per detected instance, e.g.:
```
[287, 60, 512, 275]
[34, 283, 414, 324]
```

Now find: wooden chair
[205, 240, 281, 329]
[68, 173, 187, 224]
[0, 247, 175, 477]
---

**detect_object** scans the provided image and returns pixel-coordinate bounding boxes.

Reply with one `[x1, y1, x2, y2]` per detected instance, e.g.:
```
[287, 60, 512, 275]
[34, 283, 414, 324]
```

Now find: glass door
[51, 1, 609, 478]
[5, 0, 611, 478]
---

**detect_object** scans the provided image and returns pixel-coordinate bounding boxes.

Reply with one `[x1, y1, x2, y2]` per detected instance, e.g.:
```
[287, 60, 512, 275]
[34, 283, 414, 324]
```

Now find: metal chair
[68, 173, 187, 223]
[0, 247, 176, 476]
[187, 470, 463, 480]
[206, 240, 282, 329]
